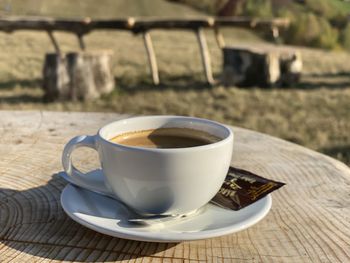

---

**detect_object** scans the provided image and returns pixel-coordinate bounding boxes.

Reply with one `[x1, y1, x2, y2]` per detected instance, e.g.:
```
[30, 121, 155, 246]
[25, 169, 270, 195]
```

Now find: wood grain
[0, 111, 349, 262]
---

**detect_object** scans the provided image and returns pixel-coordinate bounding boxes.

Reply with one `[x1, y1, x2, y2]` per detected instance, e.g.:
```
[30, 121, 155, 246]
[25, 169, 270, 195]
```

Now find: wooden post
[142, 31, 159, 85]
[77, 34, 86, 50]
[195, 28, 214, 85]
[214, 27, 226, 49]
[47, 31, 61, 54]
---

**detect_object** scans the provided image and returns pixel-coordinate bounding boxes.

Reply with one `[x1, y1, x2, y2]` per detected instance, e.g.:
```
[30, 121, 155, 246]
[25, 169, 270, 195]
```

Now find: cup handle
[62, 135, 113, 197]
[62, 135, 97, 177]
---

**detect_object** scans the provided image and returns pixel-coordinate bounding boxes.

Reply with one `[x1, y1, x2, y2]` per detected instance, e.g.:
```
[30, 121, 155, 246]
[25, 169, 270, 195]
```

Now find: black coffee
[110, 128, 221, 148]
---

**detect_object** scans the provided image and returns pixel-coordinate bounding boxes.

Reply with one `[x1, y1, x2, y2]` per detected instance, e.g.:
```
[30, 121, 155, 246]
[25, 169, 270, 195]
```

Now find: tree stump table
[0, 111, 349, 262]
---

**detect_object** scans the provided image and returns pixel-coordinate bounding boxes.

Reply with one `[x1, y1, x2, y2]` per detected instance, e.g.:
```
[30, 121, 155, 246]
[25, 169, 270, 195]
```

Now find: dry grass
[0, 28, 349, 165]
[0, 0, 204, 18]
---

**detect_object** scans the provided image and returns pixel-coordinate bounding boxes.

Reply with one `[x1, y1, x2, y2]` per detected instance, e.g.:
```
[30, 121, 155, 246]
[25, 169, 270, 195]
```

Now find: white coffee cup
[62, 116, 234, 216]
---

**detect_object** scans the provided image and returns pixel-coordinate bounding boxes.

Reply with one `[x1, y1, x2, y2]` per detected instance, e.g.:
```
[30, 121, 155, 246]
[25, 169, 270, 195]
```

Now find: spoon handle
[58, 170, 117, 199]
[58, 171, 186, 225]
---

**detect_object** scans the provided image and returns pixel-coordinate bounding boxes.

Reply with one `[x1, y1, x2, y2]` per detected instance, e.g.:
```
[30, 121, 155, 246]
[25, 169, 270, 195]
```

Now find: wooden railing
[0, 16, 289, 85]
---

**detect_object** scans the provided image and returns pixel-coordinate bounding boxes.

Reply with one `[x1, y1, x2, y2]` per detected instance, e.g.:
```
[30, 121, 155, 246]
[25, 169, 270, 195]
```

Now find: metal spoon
[58, 171, 198, 226]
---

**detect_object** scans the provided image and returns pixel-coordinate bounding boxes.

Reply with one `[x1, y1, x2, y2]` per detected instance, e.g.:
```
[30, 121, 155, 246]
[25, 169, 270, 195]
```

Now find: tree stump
[222, 47, 302, 87]
[279, 50, 303, 86]
[2, 111, 349, 262]
[43, 50, 114, 101]
[42, 54, 70, 101]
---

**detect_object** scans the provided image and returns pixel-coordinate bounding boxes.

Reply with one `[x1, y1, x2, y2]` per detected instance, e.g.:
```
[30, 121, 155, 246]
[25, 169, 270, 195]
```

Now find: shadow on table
[0, 174, 178, 262]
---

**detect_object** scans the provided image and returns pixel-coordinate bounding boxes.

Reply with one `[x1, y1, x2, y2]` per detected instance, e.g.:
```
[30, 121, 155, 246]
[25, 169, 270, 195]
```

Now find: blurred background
[0, 0, 349, 165]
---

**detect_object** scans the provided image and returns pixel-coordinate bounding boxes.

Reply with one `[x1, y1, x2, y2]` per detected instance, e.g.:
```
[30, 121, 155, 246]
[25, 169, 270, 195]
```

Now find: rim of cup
[98, 115, 234, 153]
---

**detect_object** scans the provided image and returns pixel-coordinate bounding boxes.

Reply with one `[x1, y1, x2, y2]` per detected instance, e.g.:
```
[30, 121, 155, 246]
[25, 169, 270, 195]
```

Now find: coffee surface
[110, 128, 221, 148]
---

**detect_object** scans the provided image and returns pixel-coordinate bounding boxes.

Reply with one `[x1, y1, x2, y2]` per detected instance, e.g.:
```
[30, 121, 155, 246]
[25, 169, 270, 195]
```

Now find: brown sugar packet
[211, 166, 285, 210]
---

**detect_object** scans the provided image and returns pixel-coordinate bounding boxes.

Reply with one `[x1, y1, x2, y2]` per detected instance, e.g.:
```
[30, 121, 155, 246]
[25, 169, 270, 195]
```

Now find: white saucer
[61, 184, 272, 242]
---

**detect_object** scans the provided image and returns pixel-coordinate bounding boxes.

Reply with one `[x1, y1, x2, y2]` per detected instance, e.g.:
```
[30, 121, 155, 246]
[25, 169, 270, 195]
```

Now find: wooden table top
[0, 111, 349, 262]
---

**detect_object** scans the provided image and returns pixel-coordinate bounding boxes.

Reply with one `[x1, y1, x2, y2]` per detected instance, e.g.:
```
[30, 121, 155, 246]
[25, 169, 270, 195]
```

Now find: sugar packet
[211, 166, 285, 210]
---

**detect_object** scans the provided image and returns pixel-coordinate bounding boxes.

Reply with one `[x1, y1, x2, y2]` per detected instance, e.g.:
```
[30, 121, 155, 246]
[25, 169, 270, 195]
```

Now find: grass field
[0, 0, 203, 18]
[0, 1, 349, 165]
